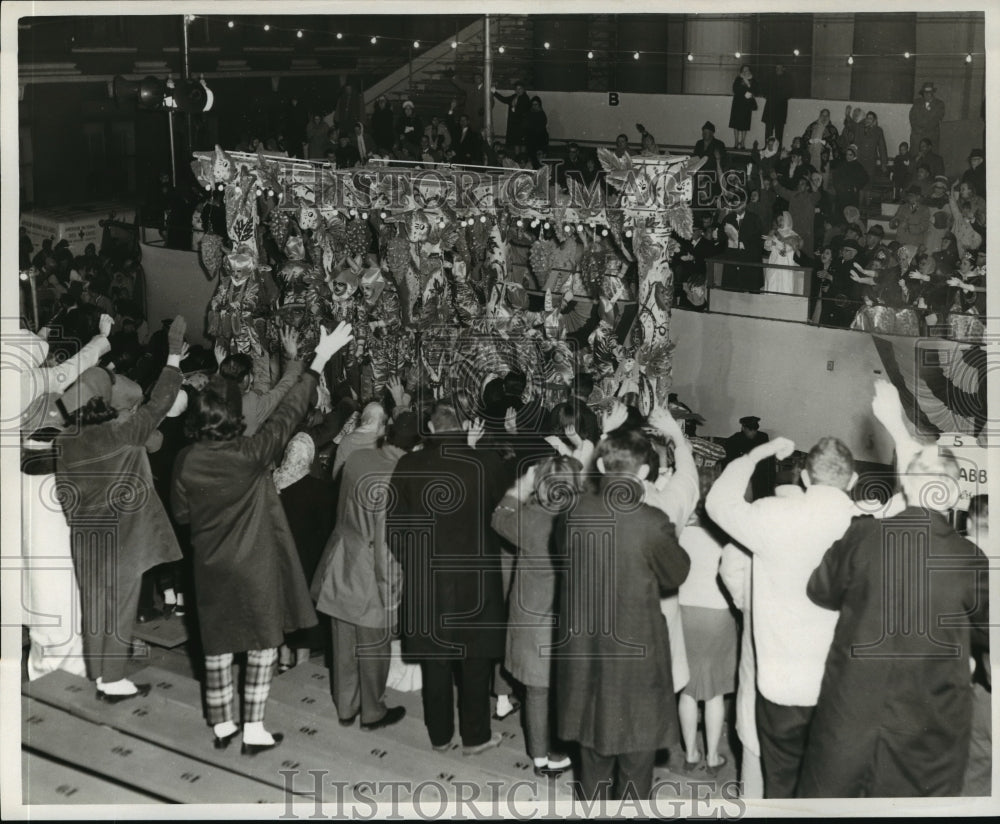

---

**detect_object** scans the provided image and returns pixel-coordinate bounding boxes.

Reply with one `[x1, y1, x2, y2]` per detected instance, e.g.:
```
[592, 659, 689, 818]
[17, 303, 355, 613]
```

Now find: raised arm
[645, 406, 699, 530]
[706, 436, 795, 552]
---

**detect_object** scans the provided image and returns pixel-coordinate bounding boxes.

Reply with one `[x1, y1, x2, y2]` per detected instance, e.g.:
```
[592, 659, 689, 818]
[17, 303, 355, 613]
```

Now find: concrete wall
[494, 90, 914, 165]
[141, 241, 216, 346]
[670, 309, 897, 465]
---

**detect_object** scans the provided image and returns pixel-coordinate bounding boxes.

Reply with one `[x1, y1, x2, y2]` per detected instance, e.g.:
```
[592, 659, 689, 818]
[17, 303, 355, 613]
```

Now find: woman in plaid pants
[172, 322, 353, 753]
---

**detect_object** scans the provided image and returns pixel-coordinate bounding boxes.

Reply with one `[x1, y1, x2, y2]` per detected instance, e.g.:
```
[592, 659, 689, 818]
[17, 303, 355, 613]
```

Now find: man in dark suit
[720, 200, 765, 292]
[451, 114, 483, 167]
[387, 403, 510, 755]
[692, 121, 727, 211]
[723, 415, 776, 501]
[799, 447, 988, 797]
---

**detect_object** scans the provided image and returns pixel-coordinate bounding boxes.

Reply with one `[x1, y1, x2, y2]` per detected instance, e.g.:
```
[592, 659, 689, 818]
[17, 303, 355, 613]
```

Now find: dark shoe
[338, 713, 359, 727]
[241, 733, 284, 756]
[95, 683, 152, 704]
[491, 698, 521, 721]
[533, 762, 571, 779]
[361, 706, 406, 731]
[705, 754, 728, 776]
[463, 731, 503, 756]
[213, 729, 239, 750]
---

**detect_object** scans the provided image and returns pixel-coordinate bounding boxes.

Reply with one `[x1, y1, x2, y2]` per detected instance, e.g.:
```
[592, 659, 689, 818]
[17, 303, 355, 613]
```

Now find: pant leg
[962, 683, 992, 796]
[420, 659, 456, 747]
[355, 624, 392, 725]
[102, 568, 144, 682]
[330, 617, 362, 721]
[22, 474, 86, 680]
[755, 693, 815, 799]
[457, 657, 493, 748]
[244, 647, 278, 724]
[524, 686, 549, 760]
[617, 750, 656, 800]
[577, 746, 615, 802]
[204, 652, 236, 725]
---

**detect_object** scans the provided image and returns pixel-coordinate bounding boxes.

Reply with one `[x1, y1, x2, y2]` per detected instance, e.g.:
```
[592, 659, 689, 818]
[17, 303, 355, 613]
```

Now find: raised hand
[280, 325, 300, 360]
[871, 378, 902, 423]
[311, 322, 354, 372]
[98, 314, 114, 338]
[504, 407, 518, 434]
[167, 315, 187, 356]
[465, 417, 485, 448]
[214, 340, 228, 365]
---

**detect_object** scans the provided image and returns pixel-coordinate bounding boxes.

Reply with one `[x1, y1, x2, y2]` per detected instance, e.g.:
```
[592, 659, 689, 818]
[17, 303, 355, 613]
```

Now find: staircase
[361, 18, 487, 118]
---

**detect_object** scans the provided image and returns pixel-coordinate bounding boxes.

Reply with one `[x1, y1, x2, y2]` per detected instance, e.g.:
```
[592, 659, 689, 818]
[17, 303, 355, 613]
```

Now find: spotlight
[587, 51, 594, 59]
[686, 53, 694, 62]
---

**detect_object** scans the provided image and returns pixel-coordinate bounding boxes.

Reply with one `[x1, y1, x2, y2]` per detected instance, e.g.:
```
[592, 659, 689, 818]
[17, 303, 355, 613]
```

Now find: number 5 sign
[938, 433, 988, 511]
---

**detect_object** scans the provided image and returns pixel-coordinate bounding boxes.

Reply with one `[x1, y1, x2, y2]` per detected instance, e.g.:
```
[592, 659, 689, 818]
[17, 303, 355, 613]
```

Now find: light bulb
[587, 51, 594, 59]
[793, 48, 800, 57]
[577, 224, 585, 233]
[625, 229, 633, 238]
[903, 51, 911, 59]
[263, 24, 271, 32]
[227, 20, 235, 29]
[451, 40, 458, 49]
[19, 271, 29, 281]
[205, 184, 212, 191]
[361, 212, 369, 221]
[370, 36, 377, 45]
[413, 40, 420, 48]
[563, 224, 571, 233]
[297, 30, 303, 39]
[966, 53, 973, 63]
[498, 45, 505, 54]
[686, 53, 694, 62]
[634, 52, 640, 60]
[601, 229, 609, 237]
[267, 189, 275, 197]
[543, 41, 550, 50]
[734, 51, 741, 59]
[336, 32, 343, 40]
[847, 55, 854, 65]
[516, 219, 523, 227]
[543, 222, 550, 230]
[480, 215, 487, 224]
[380, 211, 387, 219]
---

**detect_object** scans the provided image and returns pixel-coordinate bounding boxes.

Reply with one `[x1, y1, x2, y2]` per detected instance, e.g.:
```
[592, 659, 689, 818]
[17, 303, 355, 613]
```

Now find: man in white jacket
[706, 433, 858, 798]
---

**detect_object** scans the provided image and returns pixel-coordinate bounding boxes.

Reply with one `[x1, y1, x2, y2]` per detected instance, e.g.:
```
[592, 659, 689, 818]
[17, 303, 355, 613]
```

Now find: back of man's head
[429, 402, 462, 434]
[901, 446, 961, 512]
[219, 353, 253, 387]
[804, 437, 855, 490]
[358, 401, 388, 432]
[596, 427, 651, 479]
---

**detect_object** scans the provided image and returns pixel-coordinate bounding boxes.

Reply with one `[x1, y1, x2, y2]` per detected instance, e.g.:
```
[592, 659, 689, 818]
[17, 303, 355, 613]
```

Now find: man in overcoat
[798, 447, 989, 797]
[553, 426, 691, 800]
[388, 403, 511, 754]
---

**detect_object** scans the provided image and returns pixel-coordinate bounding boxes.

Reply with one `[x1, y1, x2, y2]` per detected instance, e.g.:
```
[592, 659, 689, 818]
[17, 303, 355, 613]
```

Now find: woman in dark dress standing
[524, 96, 549, 168]
[729, 65, 758, 150]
